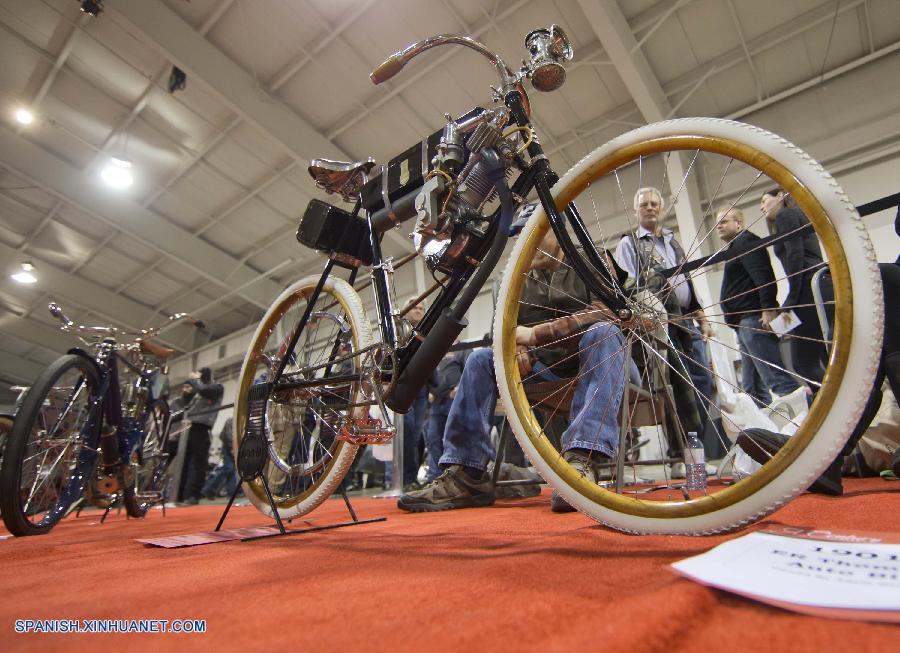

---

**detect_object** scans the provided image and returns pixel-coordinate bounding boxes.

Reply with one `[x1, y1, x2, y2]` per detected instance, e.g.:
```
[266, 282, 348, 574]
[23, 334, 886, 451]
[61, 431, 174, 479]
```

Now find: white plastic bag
[720, 392, 779, 443]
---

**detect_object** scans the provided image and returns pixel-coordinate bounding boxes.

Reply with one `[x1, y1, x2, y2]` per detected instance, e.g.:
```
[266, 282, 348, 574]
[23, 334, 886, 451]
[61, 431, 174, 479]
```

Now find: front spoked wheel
[495, 118, 882, 534]
[235, 274, 373, 520]
[123, 399, 171, 518]
[0, 355, 101, 536]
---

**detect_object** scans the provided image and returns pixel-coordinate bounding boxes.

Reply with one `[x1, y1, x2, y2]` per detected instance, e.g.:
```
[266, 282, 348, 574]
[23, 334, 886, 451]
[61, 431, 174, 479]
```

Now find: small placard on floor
[138, 526, 282, 548]
[672, 525, 900, 622]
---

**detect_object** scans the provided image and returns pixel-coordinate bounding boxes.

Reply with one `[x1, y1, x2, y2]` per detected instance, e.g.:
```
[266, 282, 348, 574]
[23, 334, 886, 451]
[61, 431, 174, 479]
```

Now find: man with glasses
[715, 207, 801, 406]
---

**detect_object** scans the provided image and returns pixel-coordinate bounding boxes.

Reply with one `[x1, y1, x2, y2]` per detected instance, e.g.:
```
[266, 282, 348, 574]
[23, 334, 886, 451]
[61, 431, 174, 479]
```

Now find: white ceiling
[1, 0, 899, 400]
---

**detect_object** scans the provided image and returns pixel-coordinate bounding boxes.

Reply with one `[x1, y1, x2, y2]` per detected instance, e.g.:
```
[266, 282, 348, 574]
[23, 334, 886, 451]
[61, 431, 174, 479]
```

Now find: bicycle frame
[269, 87, 628, 416]
[62, 343, 167, 508]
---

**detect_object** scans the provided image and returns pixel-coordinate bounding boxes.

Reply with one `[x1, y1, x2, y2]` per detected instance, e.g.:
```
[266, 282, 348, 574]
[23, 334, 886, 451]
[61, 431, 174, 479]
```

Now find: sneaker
[736, 428, 843, 496]
[396, 465, 495, 512]
[402, 480, 423, 493]
[491, 462, 542, 499]
[550, 450, 605, 513]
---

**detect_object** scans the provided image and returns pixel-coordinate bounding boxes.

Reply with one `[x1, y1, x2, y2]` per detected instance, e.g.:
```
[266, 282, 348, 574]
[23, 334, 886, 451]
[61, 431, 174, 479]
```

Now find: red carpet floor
[1, 478, 898, 652]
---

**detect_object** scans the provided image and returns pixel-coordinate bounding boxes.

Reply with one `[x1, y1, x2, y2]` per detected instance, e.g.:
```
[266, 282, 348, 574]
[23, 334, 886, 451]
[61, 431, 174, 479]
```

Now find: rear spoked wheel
[235, 275, 373, 520]
[123, 399, 171, 518]
[495, 118, 881, 534]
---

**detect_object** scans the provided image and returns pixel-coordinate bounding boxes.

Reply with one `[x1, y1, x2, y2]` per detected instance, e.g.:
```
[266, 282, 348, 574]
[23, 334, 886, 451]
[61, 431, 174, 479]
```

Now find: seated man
[398, 231, 632, 513]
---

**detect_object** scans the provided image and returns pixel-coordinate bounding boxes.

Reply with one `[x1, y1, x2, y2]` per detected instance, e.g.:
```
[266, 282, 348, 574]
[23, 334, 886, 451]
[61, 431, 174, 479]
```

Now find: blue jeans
[440, 323, 628, 472]
[402, 388, 428, 485]
[425, 397, 452, 482]
[737, 314, 800, 405]
[201, 445, 240, 498]
[678, 321, 714, 426]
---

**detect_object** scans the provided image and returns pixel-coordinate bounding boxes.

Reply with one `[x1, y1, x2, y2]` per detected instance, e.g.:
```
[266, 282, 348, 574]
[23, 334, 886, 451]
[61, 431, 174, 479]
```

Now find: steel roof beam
[109, 0, 410, 252]
[0, 351, 44, 385]
[0, 241, 193, 349]
[576, 0, 711, 302]
[0, 125, 280, 309]
[107, 0, 344, 163]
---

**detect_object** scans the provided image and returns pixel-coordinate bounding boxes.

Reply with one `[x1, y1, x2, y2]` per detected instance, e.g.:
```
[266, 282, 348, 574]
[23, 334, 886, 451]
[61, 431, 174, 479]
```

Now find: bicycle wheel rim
[495, 120, 880, 531]
[235, 276, 367, 513]
[5, 357, 100, 532]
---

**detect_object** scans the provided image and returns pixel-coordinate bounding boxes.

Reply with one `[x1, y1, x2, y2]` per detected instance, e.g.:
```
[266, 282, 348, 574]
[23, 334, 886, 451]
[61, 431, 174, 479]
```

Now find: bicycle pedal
[337, 417, 394, 445]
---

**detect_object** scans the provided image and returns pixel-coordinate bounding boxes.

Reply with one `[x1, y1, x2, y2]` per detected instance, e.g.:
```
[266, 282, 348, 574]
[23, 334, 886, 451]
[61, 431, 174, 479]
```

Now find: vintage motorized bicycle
[234, 27, 881, 534]
[0, 304, 197, 536]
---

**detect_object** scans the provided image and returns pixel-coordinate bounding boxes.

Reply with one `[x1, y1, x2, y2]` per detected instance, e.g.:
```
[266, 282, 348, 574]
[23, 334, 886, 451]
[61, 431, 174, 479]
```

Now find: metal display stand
[214, 397, 385, 541]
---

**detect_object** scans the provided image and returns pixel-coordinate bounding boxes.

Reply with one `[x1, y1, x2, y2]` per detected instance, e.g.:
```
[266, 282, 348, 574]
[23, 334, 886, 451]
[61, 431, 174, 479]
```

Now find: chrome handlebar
[369, 26, 574, 94]
[48, 302, 203, 351]
[370, 34, 518, 90]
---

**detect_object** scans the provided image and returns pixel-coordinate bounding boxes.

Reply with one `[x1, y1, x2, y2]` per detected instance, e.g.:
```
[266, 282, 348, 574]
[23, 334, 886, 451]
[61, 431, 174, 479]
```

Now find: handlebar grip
[140, 339, 177, 360]
[48, 302, 73, 327]
[370, 55, 406, 85]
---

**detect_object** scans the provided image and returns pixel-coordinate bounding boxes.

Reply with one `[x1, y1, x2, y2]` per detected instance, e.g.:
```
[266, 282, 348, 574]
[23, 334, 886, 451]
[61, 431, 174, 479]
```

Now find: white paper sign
[768, 310, 801, 336]
[672, 527, 900, 622]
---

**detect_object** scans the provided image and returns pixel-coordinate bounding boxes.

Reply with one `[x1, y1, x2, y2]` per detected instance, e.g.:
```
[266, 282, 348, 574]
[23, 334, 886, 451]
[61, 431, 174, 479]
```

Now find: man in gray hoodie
[178, 367, 224, 505]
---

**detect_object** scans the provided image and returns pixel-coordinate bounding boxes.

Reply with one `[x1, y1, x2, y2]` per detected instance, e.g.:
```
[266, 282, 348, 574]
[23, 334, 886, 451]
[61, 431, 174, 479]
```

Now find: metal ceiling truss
[0, 127, 281, 309]
[107, 0, 409, 254]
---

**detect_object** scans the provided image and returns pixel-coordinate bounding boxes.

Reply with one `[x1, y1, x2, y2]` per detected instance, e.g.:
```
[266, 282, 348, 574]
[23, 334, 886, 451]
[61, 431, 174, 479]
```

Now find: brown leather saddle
[308, 158, 377, 203]
[139, 339, 177, 360]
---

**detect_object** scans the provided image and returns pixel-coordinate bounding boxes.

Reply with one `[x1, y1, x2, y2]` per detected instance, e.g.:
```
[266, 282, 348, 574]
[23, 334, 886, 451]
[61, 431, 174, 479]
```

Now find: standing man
[614, 187, 712, 443]
[715, 208, 801, 406]
[179, 367, 224, 505]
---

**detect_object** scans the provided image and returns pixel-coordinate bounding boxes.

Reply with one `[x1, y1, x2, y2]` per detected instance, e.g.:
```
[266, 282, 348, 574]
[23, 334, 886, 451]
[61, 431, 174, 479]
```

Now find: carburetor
[412, 107, 514, 269]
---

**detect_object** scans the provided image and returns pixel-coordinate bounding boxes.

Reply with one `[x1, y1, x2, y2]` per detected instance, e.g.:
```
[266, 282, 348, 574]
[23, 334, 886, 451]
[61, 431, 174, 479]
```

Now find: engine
[361, 106, 528, 272]
[411, 107, 517, 270]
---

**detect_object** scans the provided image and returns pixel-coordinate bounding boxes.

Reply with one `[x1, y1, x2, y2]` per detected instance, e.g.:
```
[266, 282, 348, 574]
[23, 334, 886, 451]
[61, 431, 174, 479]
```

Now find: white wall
[833, 156, 900, 263]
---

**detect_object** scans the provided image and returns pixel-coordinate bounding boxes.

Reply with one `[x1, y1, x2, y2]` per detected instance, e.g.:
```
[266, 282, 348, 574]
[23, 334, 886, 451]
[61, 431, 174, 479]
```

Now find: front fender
[67, 348, 103, 381]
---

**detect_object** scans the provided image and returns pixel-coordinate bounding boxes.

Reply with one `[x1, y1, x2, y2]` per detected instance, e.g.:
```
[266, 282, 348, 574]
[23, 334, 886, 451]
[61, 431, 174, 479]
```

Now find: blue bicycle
[0, 304, 199, 536]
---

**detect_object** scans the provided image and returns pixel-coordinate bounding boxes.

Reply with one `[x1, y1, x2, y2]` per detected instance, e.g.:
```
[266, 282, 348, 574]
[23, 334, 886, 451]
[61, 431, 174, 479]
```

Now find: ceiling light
[11, 262, 37, 284]
[101, 157, 133, 189]
[14, 108, 34, 125]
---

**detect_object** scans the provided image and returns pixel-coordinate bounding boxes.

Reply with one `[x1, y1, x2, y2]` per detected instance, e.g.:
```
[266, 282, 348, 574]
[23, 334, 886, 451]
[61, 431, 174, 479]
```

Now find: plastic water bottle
[684, 431, 708, 491]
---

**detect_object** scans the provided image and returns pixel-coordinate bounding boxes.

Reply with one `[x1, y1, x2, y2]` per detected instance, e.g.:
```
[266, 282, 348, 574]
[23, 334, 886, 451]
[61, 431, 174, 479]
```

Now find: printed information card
[672, 525, 900, 622]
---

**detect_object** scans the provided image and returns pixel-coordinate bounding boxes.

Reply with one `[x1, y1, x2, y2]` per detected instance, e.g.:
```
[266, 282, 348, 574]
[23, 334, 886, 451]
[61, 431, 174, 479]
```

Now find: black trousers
[787, 271, 831, 388]
[179, 423, 211, 501]
[844, 263, 900, 455]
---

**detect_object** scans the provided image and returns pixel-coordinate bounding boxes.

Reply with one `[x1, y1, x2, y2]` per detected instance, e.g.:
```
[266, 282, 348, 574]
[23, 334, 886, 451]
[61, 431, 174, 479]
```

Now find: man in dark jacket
[715, 207, 800, 406]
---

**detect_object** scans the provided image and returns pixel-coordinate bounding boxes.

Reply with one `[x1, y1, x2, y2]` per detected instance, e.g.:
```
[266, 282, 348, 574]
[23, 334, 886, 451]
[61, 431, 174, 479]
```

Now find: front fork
[505, 89, 630, 316]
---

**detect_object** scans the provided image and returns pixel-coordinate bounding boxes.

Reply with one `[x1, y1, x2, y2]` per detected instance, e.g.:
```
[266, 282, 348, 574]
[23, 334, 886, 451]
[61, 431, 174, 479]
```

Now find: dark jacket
[771, 206, 824, 308]
[518, 260, 627, 377]
[185, 379, 224, 428]
[720, 230, 779, 327]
